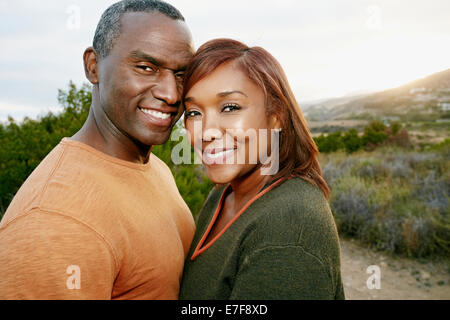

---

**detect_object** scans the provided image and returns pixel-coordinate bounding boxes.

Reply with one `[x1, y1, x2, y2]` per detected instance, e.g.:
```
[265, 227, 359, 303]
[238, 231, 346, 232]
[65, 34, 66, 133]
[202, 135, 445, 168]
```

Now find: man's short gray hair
[93, 0, 185, 59]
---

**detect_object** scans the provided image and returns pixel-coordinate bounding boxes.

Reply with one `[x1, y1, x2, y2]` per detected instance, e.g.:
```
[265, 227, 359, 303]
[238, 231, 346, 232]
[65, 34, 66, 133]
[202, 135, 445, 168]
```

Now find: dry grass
[319, 145, 450, 258]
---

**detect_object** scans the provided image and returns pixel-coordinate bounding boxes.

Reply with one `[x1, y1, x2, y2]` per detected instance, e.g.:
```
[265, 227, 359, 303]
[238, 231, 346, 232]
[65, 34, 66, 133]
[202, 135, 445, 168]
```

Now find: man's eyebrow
[217, 90, 248, 98]
[129, 50, 162, 66]
[129, 50, 188, 72]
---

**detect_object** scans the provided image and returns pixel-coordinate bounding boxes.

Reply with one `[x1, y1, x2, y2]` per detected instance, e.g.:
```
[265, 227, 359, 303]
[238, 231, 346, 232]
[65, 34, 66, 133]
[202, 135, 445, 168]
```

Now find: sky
[1, 0, 450, 121]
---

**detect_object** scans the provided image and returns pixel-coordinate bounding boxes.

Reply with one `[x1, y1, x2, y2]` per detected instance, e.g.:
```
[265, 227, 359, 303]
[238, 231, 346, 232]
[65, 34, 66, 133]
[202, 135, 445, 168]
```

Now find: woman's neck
[228, 168, 272, 213]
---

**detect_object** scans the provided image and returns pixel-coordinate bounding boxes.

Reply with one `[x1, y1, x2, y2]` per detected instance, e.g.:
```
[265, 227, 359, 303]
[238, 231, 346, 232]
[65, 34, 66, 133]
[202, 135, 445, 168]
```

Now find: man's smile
[139, 107, 172, 120]
[138, 106, 178, 127]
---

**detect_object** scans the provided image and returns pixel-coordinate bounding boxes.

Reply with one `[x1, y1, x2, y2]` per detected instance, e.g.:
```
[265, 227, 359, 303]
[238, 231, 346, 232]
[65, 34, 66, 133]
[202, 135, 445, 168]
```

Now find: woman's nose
[202, 114, 223, 142]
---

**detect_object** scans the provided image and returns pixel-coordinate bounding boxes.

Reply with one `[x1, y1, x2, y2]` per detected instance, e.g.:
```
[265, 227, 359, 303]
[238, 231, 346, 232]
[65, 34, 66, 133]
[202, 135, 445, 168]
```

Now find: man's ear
[83, 47, 99, 85]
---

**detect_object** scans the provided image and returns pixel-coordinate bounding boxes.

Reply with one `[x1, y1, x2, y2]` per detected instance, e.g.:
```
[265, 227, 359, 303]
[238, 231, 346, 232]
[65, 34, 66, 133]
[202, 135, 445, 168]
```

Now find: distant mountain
[301, 93, 372, 121]
[304, 68, 450, 122]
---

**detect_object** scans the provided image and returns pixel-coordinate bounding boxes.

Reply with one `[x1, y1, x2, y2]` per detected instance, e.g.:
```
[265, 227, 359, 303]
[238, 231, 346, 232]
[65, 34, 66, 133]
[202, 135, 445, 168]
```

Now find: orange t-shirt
[0, 138, 195, 300]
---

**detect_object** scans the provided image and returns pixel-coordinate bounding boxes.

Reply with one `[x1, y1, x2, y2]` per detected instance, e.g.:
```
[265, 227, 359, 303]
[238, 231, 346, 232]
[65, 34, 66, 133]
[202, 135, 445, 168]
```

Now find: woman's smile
[202, 147, 237, 165]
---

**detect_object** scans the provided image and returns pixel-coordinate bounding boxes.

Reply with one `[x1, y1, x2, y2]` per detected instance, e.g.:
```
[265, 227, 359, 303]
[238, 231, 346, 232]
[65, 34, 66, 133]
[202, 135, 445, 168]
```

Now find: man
[0, 0, 195, 299]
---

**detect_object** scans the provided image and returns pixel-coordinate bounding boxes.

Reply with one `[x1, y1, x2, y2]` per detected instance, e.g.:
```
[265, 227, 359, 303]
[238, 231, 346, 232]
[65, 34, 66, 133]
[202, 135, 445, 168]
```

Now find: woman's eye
[185, 110, 201, 118]
[222, 104, 241, 112]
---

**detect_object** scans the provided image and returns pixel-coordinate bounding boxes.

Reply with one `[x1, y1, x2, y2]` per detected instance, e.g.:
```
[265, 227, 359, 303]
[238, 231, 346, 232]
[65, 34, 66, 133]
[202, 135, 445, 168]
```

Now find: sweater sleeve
[0, 209, 116, 300]
[229, 245, 336, 300]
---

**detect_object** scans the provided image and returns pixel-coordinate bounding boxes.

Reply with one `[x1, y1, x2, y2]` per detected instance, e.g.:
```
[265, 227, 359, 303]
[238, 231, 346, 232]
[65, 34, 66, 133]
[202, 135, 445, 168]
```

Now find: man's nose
[151, 71, 179, 106]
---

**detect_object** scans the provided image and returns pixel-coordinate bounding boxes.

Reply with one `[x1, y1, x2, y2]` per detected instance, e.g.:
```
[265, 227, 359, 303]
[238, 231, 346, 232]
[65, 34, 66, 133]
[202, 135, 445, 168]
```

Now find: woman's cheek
[185, 122, 195, 146]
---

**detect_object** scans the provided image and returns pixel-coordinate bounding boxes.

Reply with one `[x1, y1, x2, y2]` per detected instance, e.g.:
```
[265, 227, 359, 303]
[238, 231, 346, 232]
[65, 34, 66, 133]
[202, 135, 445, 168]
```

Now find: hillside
[304, 68, 450, 122]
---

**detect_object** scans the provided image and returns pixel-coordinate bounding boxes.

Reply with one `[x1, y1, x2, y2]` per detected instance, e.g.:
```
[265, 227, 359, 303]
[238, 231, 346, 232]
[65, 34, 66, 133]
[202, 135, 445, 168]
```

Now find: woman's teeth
[140, 108, 171, 120]
[205, 149, 235, 159]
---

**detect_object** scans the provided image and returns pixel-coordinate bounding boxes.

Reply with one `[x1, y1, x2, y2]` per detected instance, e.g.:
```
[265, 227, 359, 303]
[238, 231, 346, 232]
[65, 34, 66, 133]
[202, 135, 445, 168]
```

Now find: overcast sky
[1, 0, 449, 121]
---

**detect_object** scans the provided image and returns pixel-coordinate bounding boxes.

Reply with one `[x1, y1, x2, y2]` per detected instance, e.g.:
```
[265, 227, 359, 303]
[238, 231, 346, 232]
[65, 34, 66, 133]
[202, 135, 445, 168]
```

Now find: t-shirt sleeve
[229, 245, 336, 300]
[0, 209, 116, 300]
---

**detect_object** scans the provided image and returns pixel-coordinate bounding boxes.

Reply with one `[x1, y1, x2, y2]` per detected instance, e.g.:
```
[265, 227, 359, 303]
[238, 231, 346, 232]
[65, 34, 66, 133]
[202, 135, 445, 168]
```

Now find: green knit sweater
[179, 177, 345, 300]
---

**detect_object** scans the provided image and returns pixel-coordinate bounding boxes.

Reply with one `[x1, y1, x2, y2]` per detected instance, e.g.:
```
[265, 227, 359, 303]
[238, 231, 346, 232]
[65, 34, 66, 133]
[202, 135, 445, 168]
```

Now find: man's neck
[71, 98, 152, 164]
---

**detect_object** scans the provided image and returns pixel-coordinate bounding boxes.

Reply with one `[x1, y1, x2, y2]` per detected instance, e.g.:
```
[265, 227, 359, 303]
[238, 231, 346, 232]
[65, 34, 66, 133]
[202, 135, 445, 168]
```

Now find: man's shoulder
[149, 152, 174, 176]
[2, 139, 124, 225]
[1, 141, 67, 225]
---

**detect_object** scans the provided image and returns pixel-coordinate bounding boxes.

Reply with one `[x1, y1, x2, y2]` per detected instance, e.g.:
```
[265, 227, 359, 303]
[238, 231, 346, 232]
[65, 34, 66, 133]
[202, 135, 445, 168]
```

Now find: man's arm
[0, 209, 116, 300]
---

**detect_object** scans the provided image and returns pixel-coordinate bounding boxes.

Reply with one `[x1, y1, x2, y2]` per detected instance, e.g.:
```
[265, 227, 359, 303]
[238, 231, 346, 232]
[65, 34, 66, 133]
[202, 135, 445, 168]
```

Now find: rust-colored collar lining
[191, 177, 288, 261]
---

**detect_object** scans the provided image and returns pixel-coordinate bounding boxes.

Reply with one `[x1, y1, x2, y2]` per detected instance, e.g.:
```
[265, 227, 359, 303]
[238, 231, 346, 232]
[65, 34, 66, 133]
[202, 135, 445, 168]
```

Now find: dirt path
[340, 237, 450, 300]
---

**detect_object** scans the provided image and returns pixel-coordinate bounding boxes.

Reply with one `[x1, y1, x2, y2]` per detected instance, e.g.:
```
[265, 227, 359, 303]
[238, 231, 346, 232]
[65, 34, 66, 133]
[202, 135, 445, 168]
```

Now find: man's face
[96, 12, 194, 146]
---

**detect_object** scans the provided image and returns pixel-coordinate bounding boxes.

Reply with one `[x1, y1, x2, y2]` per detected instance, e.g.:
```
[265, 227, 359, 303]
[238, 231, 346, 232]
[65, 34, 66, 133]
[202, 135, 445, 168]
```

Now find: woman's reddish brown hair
[183, 39, 330, 199]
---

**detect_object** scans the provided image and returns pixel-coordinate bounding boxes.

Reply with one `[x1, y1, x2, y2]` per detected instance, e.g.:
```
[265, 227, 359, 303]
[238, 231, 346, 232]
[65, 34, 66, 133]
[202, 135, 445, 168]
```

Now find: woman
[179, 39, 345, 300]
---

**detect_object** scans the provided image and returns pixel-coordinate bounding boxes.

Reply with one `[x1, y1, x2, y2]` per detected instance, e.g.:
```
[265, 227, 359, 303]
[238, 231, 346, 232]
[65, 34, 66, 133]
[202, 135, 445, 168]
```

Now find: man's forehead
[120, 11, 192, 42]
[116, 12, 193, 66]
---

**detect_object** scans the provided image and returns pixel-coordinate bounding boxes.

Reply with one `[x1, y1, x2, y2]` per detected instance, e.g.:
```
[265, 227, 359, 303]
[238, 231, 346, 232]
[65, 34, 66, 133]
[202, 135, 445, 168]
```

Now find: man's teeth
[205, 149, 235, 159]
[140, 108, 171, 120]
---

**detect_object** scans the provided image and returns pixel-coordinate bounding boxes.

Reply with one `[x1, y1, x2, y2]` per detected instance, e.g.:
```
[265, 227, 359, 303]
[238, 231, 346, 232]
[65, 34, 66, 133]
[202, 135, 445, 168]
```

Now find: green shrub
[314, 120, 412, 154]
[341, 129, 362, 154]
[322, 147, 450, 258]
[314, 131, 344, 153]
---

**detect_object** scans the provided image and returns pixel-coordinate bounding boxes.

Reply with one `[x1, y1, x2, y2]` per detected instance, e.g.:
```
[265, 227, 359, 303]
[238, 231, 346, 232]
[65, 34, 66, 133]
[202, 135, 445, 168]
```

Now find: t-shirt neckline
[61, 138, 153, 171]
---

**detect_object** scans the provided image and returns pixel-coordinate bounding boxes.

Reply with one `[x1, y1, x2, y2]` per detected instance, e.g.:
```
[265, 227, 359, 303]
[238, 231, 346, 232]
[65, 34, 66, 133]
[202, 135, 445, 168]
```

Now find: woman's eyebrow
[217, 90, 248, 98]
[184, 96, 195, 103]
[184, 90, 248, 103]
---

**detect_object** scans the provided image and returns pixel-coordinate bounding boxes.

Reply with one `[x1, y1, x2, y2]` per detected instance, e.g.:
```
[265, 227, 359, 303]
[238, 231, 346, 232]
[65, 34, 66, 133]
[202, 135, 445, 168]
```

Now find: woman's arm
[229, 244, 339, 300]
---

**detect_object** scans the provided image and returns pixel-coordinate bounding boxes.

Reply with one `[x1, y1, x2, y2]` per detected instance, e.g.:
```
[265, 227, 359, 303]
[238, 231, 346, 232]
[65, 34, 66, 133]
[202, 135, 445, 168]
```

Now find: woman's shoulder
[259, 177, 332, 222]
[245, 177, 339, 254]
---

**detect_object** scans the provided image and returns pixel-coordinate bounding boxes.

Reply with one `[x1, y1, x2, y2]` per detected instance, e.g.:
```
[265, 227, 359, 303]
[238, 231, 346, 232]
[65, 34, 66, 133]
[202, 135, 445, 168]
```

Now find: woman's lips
[202, 148, 236, 165]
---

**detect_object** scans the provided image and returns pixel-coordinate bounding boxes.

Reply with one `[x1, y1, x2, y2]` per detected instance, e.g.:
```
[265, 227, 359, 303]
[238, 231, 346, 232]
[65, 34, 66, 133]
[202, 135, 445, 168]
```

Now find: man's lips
[138, 106, 177, 117]
[138, 106, 177, 126]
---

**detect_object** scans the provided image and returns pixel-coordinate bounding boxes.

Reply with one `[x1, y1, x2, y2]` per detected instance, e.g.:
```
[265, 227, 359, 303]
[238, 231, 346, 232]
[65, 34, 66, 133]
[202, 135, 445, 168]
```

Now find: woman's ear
[269, 114, 282, 131]
[83, 47, 99, 85]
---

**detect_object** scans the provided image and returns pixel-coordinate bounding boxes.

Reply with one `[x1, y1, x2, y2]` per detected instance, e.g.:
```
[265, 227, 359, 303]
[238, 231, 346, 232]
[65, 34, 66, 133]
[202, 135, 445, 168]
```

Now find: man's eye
[185, 110, 201, 118]
[222, 103, 241, 112]
[137, 65, 156, 72]
[175, 72, 185, 80]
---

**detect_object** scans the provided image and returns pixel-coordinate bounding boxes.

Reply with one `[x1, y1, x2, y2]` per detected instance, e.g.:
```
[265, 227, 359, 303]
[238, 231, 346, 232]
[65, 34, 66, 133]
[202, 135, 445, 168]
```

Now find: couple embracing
[0, 0, 344, 300]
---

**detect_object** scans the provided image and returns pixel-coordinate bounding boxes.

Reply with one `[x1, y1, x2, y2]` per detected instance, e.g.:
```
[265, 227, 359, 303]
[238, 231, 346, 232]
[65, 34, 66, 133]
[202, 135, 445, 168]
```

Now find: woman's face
[184, 61, 279, 184]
